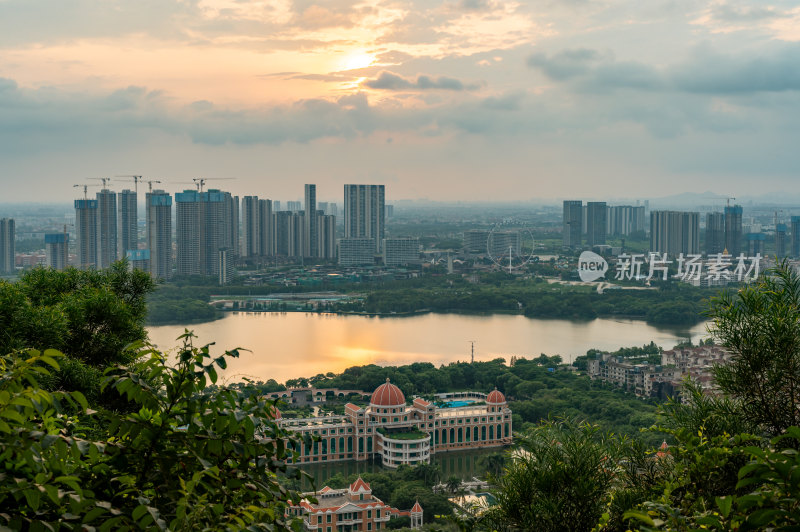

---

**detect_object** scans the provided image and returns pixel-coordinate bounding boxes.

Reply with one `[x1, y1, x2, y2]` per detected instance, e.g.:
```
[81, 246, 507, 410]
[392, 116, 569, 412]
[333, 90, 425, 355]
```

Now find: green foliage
[0, 334, 304, 530]
[483, 419, 626, 532]
[709, 260, 800, 436]
[0, 263, 154, 367]
[627, 428, 800, 531]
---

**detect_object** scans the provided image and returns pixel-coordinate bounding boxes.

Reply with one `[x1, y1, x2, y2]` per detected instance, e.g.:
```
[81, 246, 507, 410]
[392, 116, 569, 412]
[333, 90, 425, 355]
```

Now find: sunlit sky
[1, 0, 799, 202]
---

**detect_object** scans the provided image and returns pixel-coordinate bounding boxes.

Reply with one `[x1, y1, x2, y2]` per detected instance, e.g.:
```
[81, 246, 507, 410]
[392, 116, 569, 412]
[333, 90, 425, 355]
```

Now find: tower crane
[72, 184, 99, 200]
[192, 177, 235, 193]
[116, 175, 143, 195]
[726, 197, 736, 208]
[89, 177, 113, 190]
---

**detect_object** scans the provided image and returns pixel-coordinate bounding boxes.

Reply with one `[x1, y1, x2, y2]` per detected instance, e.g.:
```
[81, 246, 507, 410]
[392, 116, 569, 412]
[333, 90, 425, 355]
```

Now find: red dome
[487, 388, 506, 404]
[371, 378, 406, 407]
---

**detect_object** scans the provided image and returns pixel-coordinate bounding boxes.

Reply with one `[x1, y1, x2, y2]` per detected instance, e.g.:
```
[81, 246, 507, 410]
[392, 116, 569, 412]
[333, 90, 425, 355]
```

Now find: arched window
[435, 430, 439, 445]
[322, 439, 327, 455]
[348, 437, 353, 452]
[481, 426, 486, 441]
[458, 427, 463, 443]
[449, 428, 455, 444]
[489, 425, 494, 440]
[367, 438, 373, 453]
[473, 426, 478, 441]
[442, 429, 448, 444]
[331, 438, 336, 453]
[466, 427, 471, 441]
[505, 423, 509, 438]
[359, 438, 364, 453]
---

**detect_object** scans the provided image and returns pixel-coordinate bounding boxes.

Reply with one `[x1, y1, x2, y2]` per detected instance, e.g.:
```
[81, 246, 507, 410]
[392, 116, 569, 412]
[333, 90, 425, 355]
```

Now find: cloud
[527, 48, 604, 80]
[671, 45, 800, 93]
[528, 43, 800, 94]
[364, 71, 482, 91]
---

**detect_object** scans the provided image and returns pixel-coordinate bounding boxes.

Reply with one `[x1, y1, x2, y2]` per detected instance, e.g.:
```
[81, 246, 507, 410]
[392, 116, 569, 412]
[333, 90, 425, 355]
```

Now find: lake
[147, 312, 709, 384]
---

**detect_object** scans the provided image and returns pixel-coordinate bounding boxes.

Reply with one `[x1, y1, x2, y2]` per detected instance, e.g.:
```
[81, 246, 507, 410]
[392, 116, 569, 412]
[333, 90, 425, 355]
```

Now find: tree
[0, 333, 305, 530]
[709, 261, 800, 436]
[484, 419, 621, 532]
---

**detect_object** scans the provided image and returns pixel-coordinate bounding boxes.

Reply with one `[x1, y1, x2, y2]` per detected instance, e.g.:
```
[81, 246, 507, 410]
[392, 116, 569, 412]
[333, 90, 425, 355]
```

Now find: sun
[339, 50, 376, 71]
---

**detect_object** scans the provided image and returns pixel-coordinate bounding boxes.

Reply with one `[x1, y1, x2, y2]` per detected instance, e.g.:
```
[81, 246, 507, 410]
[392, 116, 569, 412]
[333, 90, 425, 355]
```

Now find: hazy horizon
[1, 0, 798, 202]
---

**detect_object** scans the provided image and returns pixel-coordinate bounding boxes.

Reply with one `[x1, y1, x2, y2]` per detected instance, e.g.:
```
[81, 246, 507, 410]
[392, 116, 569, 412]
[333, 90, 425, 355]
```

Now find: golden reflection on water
[146, 312, 708, 384]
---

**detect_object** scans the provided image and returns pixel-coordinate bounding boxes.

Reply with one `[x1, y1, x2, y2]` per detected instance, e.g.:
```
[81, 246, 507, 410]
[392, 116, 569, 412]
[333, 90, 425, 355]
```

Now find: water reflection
[147, 312, 708, 383]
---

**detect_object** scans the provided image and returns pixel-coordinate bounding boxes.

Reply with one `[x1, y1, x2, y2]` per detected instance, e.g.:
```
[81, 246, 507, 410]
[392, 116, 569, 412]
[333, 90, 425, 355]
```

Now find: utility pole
[469, 341, 475, 364]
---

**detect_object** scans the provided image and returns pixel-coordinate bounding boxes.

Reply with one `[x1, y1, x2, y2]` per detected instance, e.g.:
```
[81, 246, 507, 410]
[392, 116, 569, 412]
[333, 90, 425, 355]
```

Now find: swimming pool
[442, 400, 475, 408]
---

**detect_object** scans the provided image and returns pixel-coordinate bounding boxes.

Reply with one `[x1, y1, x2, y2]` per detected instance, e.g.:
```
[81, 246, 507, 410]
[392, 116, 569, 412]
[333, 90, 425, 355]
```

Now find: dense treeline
[1, 266, 303, 530]
[287, 356, 661, 445]
[146, 269, 716, 326]
[359, 275, 715, 325]
[146, 284, 220, 324]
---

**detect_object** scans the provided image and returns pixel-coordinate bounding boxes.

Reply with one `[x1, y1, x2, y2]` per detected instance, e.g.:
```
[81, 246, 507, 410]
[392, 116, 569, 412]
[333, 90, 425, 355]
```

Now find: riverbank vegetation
[146, 270, 716, 326]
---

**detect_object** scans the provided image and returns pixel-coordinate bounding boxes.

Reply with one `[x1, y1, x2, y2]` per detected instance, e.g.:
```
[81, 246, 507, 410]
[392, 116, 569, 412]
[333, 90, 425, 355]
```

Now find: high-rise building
[118, 189, 137, 258]
[650, 211, 700, 256]
[338, 237, 376, 266]
[218, 248, 234, 286]
[706, 212, 725, 255]
[305, 184, 317, 257]
[45, 233, 69, 270]
[792, 216, 800, 258]
[272, 211, 293, 256]
[562, 201, 582, 248]
[242, 196, 261, 258]
[259, 199, 272, 257]
[607, 205, 645, 236]
[288, 212, 305, 258]
[383, 238, 421, 266]
[74, 199, 98, 269]
[317, 214, 336, 259]
[222, 192, 239, 259]
[776, 223, 788, 258]
[175, 189, 227, 276]
[0, 218, 15, 273]
[287, 201, 302, 212]
[747, 233, 765, 256]
[126, 249, 150, 272]
[146, 190, 172, 280]
[724, 205, 743, 257]
[96, 189, 118, 268]
[344, 184, 385, 253]
[586, 202, 607, 247]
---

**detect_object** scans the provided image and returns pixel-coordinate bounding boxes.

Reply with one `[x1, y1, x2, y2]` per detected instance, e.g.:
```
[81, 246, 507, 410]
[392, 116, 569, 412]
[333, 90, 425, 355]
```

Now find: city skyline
[1, 1, 798, 202]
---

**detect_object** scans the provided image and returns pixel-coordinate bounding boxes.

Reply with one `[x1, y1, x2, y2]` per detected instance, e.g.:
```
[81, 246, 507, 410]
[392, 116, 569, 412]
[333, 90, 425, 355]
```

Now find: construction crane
[726, 197, 736, 208]
[192, 177, 235, 193]
[116, 175, 142, 194]
[145, 180, 162, 193]
[89, 177, 113, 190]
[72, 184, 99, 200]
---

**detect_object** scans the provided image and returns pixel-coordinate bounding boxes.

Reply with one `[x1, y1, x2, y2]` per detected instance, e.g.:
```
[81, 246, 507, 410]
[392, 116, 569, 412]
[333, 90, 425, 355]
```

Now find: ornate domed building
[280, 379, 512, 468]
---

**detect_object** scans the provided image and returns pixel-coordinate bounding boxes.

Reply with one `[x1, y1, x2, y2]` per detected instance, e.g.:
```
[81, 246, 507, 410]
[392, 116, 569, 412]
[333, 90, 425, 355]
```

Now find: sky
[1, 0, 799, 203]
